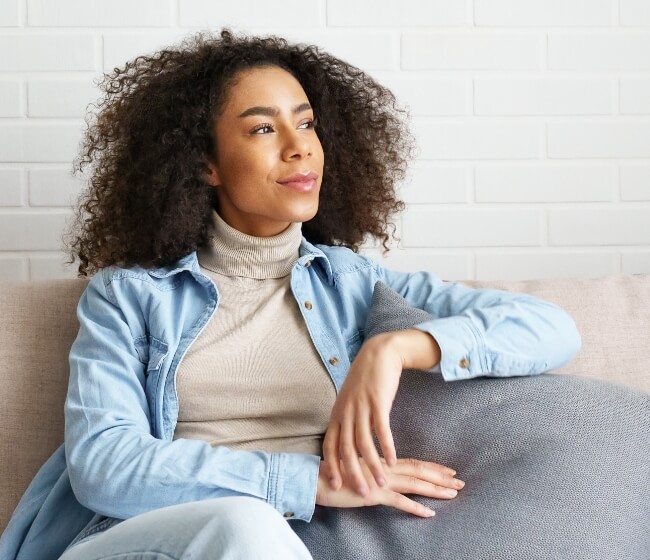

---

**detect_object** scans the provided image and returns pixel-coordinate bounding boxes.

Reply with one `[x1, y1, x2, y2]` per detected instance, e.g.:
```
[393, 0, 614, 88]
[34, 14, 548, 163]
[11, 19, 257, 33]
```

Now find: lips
[277, 171, 318, 184]
[276, 171, 318, 193]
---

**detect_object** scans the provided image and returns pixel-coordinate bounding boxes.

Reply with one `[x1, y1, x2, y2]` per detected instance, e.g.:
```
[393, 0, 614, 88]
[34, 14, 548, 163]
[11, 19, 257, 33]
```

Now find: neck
[198, 211, 303, 279]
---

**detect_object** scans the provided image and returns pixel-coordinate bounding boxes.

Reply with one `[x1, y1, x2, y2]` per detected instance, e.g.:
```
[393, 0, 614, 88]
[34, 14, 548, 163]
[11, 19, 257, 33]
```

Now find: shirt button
[459, 357, 470, 369]
[329, 357, 339, 366]
[304, 260, 312, 268]
[304, 301, 313, 310]
[283, 511, 294, 518]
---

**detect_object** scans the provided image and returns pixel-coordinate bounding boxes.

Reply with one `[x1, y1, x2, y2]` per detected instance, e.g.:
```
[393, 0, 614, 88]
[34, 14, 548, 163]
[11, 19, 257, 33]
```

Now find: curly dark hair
[66, 28, 415, 277]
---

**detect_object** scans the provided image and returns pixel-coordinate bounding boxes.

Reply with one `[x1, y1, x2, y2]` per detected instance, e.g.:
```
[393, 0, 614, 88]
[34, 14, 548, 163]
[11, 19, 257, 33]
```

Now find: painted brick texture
[0, 0, 648, 280]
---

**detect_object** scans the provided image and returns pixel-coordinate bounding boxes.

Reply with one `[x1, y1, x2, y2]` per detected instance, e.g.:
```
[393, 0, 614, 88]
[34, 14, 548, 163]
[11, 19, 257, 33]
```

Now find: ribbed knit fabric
[172, 211, 336, 456]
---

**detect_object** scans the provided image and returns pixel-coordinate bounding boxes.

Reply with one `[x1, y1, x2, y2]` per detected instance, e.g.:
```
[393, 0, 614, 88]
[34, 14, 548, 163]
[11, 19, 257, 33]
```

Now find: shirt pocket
[346, 329, 364, 362]
[133, 335, 170, 376]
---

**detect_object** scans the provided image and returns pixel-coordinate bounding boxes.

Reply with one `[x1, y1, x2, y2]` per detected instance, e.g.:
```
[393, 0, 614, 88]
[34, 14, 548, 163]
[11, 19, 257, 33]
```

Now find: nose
[281, 127, 312, 161]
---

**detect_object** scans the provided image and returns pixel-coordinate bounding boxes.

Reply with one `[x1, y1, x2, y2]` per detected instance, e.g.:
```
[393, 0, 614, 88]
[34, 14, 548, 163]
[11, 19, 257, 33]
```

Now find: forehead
[221, 66, 309, 112]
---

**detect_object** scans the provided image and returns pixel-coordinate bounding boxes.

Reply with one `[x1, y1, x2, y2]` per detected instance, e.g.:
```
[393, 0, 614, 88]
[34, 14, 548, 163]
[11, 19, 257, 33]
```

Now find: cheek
[220, 148, 270, 187]
[313, 139, 325, 166]
[233, 144, 276, 175]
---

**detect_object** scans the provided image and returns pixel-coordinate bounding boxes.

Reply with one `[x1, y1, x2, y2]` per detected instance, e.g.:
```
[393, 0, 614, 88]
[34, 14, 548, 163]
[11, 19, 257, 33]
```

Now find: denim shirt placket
[155, 245, 345, 442]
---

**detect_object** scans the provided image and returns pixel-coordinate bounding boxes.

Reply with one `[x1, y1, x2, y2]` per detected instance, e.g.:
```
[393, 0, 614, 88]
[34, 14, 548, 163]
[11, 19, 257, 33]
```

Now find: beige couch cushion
[0, 279, 88, 536]
[462, 273, 650, 394]
[0, 273, 648, 534]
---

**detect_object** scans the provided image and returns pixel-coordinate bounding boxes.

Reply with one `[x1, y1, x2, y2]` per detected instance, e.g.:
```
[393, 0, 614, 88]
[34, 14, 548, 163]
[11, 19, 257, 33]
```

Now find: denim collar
[146, 237, 334, 285]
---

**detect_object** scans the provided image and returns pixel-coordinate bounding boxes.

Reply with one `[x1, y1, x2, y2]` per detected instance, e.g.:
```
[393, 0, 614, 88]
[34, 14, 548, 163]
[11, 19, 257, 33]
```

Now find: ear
[202, 156, 221, 187]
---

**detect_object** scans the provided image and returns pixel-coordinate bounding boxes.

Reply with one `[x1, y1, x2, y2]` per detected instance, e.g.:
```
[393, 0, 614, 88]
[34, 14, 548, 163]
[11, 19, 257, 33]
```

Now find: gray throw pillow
[290, 281, 650, 560]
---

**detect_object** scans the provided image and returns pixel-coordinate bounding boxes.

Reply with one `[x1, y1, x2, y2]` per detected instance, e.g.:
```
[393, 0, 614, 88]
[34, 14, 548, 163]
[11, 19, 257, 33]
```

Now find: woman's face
[205, 65, 324, 237]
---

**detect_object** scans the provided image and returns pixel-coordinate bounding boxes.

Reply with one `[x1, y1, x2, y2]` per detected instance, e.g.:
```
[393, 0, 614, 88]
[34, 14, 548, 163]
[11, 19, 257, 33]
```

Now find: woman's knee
[201, 496, 289, 533]
[61, 497, 312, 559]
[185, 497, 312, 558]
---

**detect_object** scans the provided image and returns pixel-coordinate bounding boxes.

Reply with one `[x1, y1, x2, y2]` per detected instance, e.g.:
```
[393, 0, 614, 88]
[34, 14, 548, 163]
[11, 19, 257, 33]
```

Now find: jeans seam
[70, 517, 122, 548]
[84, 553, 178, 560]
[66, 539, 180, 560]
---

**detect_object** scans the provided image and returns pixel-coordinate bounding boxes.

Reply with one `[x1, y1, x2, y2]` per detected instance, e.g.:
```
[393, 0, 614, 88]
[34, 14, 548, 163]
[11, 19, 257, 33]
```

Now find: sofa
[1, 273, 649, 558]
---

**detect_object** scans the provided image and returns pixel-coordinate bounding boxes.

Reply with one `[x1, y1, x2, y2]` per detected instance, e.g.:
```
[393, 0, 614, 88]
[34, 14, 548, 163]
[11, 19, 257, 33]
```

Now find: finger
[392, 457, 457, 477]
[340, 418, 369, 497]
[322, 422, 342, 490]
[355, 412, 386, 487]
[373, 411, 397, 468]
[382, 490, 435, 518]
[390, 474, 462, 500]
[391, 458, 464, 488]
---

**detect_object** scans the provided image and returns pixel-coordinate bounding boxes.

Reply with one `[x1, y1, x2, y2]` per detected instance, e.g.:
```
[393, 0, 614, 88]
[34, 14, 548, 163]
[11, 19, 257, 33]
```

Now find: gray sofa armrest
[290, 281, 650, 560]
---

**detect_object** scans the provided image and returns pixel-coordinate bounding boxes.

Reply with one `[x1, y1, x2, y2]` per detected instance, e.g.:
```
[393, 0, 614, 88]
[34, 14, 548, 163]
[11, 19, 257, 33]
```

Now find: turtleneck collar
[198, 211, 303, 279]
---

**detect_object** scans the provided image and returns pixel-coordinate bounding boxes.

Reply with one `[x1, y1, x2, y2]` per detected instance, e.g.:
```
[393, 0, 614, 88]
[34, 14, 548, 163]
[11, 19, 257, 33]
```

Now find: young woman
[0, 29, 580, 560]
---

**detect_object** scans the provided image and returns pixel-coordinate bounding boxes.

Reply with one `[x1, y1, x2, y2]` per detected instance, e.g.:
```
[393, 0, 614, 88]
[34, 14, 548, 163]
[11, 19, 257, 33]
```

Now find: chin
[291, 201, 319, 223]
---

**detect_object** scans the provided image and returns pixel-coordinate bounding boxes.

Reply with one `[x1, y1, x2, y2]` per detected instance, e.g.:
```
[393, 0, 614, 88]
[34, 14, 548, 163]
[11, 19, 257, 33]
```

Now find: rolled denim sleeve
[268, 453, 320, 521]
[66, 273, 320, 523]
[375, 266, 581, 381]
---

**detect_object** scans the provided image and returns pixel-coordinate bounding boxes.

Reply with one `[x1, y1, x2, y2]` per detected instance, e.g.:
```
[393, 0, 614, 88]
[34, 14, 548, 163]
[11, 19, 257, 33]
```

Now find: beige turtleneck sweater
[172, 211, 337, 456]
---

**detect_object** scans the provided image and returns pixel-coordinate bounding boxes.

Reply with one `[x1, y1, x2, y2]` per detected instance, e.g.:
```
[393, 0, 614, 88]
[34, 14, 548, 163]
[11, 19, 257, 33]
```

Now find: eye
[250, 117, 318, 135]
[299, 117, 318, 130]
[251, 123, 274, 134]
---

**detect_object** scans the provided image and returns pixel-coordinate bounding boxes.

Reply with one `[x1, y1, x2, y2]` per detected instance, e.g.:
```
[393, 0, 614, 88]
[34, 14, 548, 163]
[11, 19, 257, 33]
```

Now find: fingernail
[455, 480, 465, 489]
[448, 469, 456, 476]
[425, 508, 435, 517]
[358, 485, 369, 496]
[377, 476, 386, 487]
[445, 489, 457, 497]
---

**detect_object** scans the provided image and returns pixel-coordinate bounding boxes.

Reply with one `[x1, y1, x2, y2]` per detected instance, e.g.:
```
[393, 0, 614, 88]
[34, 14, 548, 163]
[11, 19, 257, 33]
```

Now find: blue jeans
[58, 496, 314, 559]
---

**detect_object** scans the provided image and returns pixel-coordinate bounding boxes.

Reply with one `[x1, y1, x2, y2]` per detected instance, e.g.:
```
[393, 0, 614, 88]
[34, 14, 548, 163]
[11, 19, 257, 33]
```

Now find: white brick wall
[0, 124, 83, 161]
[0, 168, 23, 206]
[27, 79, 100, 117]
[0, 34, 96, 71]
[1, 0, 649, 281]
[179, 0, 322, 28]
[402, 32, 541, 71]
[327, 0, 467, 27]
[620, 78, 650, 114]
[474, 0, 613, 27]
[620, 165, 650, 200]
[0, 78, 21, 116]
[620, 0, 650, 27]
[28, 0, 173, 27]
[475, 165, 616, 203]
[414, 122, 540, 160]
[548, 32, 650, 71]
[0, 0, 20, 27]
[474, 78, 613, 116]
[548, 123, 650, 159]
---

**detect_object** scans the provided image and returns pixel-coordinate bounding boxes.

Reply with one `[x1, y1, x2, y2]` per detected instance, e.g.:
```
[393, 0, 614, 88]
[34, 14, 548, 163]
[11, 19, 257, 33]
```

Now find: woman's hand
[316, 456, 464, 518]
[322, 329, 441, 497]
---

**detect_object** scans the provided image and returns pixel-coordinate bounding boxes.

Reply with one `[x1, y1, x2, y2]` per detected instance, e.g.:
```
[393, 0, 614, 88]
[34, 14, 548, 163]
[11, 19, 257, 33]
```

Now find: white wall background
[1, 0, 649, 282]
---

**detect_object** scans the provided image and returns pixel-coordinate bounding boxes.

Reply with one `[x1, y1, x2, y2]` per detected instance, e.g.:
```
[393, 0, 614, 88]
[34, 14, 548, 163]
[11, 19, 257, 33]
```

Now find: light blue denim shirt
[0, 237, 581, 560]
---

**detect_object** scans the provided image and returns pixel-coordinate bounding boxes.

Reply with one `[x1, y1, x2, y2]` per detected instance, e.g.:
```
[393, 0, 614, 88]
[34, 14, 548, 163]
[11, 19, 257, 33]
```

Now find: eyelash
[250, 118, 318, 135]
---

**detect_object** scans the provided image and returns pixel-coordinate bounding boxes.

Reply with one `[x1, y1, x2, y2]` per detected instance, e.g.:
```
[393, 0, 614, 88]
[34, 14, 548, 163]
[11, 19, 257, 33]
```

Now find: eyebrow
[237, 102, 312, 118]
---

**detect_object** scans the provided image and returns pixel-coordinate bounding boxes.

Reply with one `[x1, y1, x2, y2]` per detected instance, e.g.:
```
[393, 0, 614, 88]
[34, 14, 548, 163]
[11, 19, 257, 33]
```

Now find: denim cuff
[268, 452, 321, 522]
[413, 316, 486, 381]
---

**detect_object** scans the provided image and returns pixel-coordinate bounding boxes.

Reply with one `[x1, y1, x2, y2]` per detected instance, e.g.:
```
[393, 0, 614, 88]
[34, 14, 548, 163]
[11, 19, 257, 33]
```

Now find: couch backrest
[0, 279, 88, 535]
[461, 273, 650, 393]
[1, 273, 648, 533]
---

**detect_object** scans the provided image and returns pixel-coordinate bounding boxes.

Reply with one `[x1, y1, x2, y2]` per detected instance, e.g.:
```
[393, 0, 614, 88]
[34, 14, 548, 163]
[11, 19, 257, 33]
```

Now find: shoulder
[313, 243, 379, 278]
[85, 253, 199, 304]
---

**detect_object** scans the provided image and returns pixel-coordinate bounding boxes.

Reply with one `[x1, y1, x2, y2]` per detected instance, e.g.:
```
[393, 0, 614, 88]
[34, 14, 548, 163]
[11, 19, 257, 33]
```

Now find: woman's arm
[387, 328, 442, 370]
[375, 265, 582, 380]
[65, 274, 320, 522]
[323, 260, 582, 495]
